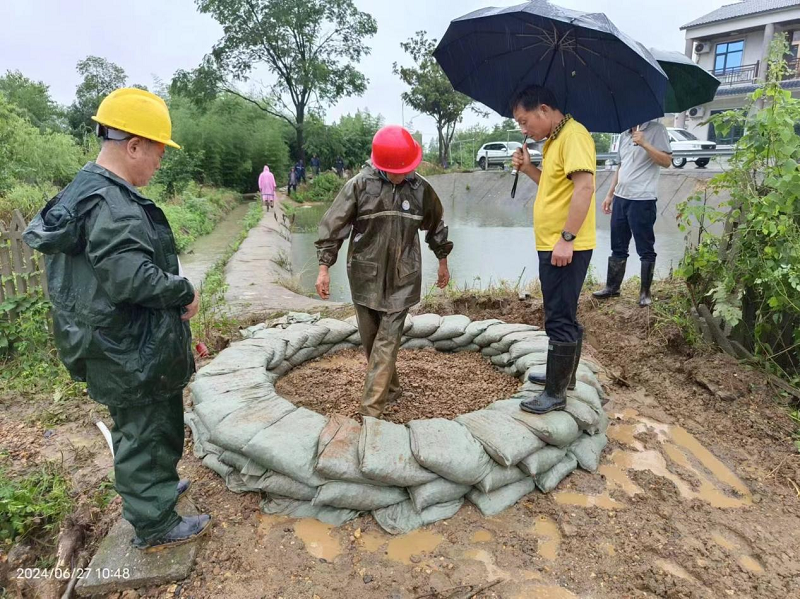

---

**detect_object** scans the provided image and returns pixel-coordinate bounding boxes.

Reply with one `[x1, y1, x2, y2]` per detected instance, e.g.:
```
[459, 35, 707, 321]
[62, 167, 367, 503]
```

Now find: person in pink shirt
[258, 165, 276, 210]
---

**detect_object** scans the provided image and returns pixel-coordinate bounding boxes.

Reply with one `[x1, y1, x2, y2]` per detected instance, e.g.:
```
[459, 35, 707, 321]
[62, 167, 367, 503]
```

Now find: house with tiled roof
[677, 0, 800, 144]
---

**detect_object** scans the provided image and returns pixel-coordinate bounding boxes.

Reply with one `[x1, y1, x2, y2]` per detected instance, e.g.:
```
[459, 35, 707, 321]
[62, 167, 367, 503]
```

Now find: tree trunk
[437, 125, 446, 167]
[296, 105, 306, 164]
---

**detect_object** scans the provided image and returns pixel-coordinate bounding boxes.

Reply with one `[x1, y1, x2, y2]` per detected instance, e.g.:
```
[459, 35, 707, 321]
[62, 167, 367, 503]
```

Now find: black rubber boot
[527, 327, 583, 390]
[520, 341, 576, 414]
[133, 514, 212, 552]
[639, 261, 655, 307]
[592, 257, 627, 299]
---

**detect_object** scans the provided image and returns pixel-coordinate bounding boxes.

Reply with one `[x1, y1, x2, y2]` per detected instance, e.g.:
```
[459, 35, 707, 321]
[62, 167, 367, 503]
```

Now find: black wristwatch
[561, 230, 577, 242]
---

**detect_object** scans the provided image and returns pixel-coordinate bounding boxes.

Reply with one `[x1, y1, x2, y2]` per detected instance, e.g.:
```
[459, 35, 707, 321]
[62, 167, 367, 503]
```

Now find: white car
[666, 128, 716, 169]
[476, 141, 542, 170]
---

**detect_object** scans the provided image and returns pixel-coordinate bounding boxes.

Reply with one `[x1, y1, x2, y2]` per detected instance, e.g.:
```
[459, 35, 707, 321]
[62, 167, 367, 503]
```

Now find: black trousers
[538, 249, 593, 343]
[611, 196, 657, 263]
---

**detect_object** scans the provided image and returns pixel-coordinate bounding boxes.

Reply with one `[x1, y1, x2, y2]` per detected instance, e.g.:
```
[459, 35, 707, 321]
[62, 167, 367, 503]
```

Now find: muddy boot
[177, 479, 191, 498]
[520, 341, 576, 414]
[592, 257, 626, 299]
[639, 261, 655, 307]
[528, 328, 583, 390]
[133, 514, 212, 552]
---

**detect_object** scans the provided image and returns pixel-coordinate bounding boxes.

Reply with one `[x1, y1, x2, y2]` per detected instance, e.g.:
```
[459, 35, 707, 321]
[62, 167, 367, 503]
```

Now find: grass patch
[271, 249, 293, 272]
[0, 462, 74, 548]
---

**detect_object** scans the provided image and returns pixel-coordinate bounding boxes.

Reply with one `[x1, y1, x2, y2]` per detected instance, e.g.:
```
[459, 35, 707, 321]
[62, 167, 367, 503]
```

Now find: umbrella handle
[511, 136, 528, 199]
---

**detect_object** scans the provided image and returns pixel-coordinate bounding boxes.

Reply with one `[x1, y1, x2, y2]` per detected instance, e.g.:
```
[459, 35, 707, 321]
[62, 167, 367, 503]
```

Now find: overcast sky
[2, 0, 729, 143]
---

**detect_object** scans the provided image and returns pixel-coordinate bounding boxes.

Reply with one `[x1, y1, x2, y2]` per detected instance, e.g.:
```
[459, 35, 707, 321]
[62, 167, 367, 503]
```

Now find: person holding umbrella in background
[510, 86, 596, 414]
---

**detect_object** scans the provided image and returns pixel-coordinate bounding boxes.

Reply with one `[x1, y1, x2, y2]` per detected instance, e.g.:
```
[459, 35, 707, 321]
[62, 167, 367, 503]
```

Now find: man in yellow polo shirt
[510, 86, 596, 414]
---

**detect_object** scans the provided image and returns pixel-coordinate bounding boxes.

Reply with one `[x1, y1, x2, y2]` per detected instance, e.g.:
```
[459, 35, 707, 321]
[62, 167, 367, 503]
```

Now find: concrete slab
[75, 499, 203, 596]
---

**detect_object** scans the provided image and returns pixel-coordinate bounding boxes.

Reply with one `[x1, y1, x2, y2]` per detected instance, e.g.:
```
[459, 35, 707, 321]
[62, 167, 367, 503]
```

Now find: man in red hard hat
[315, 125, 453, 418]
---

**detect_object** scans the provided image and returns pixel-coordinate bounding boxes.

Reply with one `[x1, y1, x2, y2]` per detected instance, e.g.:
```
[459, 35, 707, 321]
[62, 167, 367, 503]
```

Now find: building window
[714, 40, 745, 74]
[708, 109, 744, 146]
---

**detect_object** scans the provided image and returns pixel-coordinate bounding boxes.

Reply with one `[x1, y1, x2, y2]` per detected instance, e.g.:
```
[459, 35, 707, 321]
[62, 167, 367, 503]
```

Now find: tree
[394, 31, 483, 167]
[0, 71, 63, 131]
[184, 0, 377, 162]
[67, 56, 127, 136]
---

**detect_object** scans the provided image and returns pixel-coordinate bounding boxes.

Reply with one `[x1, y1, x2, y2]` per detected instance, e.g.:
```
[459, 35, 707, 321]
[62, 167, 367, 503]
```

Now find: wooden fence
[0, 209, 48, 308]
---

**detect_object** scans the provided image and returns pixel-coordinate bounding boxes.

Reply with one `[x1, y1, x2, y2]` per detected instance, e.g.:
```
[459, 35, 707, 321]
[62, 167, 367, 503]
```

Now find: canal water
[290, 170, 718, 303]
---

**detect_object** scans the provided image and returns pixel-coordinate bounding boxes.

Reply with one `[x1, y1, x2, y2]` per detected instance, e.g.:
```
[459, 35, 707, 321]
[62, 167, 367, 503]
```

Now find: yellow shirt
[534, 118, 596, 251]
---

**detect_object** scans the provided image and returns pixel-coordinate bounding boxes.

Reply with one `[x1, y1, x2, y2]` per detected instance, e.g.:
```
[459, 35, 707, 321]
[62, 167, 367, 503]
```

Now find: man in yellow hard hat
[24, 88, 211, 551]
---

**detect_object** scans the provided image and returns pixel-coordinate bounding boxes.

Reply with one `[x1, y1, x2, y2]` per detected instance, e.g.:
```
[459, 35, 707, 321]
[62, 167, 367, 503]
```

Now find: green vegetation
[0, 463, 74, 547]
[293, 172, 345, 204]
[304, 110, 383, 173]
[678, 39, 800, 380]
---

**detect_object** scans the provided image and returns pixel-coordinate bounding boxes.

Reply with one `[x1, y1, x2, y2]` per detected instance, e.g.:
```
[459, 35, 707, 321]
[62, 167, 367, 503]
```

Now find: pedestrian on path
[287, 167, 298, 196]
[295, 160, 307, 184]
[335, 156, 345, 178]
[510, 86, 596, 415]
[258, 165, 276, 210]
[315, 125, 453, 419]
[23, 88, 211, 552]
[593, 121, 672, 307]
[310, 154, 321, 176]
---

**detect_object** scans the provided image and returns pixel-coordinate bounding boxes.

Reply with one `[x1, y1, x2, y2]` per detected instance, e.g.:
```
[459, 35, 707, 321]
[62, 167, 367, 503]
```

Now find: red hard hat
[371, 125, 423, 174]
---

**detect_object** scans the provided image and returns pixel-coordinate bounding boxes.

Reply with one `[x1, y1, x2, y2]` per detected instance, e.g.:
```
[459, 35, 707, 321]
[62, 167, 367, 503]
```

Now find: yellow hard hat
[92, 88, 181, 149]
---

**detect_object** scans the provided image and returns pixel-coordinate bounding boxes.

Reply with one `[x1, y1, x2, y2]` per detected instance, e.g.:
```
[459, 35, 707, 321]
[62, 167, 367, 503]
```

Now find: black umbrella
[648, 47, 721, 113]
[433, 1, 669, 134]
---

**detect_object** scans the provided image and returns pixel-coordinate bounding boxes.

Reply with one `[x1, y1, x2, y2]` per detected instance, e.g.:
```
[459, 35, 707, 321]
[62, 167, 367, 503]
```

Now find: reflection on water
[291, 172, 691, 303]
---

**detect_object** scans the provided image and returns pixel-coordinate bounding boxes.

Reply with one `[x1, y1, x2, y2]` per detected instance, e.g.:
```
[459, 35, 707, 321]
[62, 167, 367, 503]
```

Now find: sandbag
[490, 331, 546, 353]
[490, 353, 512, 367]
[535, 454, 578, 493]
[489, 398, 582, 447]
[268, 360, 293, 376]
[316, 415, 384, 485]
[450, 332, 477, 347]
[518, 446, 567, 476]
[473, 323, 538, 347]
[316, 318, 359, 344]
[194, 382, 277, 432]
[190, 368, 272, 406]
[312, 482, 408, 511]
[242, 408, 328, 487]
[408, 479, 471, 512]
[427, 314, 471, 342]
[359, 417, 439, 487]
[481, 347, 503, 358]
[565, 398, 600, 432]
[257, 472, 317, 500]
[346, 331, 362, 345]
[433, 339, 460, 352]
[568, 433, 608, 473]
[218, 450, 250, 472]
[516, 353, 549, 375]
[464, 319, 504, 338]
[248, 334, 289, 369]
[408, 419, 493, 485]
[406, 314, 442, 338]
[185, 411, 218, 458]
[467, 478, 536, 517]
[476, 463, 529, 494]
[280, 329, 311, 360]
[456, 410, 545, 467]
[372, 499, 463, 535]
[288, 344, 333, 367]
[241, 459, 268, 477]
[508, 340, 550, 362]
[210, 396, 297, 452]
[202, 454, 232, 480]
[260, 496, 359, 526]
[195, 344, 269, 378]
[453, 344, 480, 353]
[224, 471, 261, 494]
[570, 382, 603, 414]
[402, 338, 434, 350]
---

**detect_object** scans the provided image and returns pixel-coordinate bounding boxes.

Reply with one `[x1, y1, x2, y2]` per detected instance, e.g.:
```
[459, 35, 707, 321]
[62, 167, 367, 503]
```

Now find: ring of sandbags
[186, 313, 610, 535]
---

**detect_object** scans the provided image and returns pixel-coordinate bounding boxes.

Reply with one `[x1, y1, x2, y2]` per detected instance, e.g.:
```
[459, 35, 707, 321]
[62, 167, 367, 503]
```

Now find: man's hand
[511, 145, 531, 173]
[316, 266, 331, 300]
[181, 290, 200, 321]
[631, 128, 646, 147]
[551, 238, 574, 267]
[602, 196, 614, 215]
[437, 259, 450, 289]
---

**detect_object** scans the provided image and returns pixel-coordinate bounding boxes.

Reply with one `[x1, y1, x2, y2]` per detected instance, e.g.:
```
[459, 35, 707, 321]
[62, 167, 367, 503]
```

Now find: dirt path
[223, 194, 340, 317]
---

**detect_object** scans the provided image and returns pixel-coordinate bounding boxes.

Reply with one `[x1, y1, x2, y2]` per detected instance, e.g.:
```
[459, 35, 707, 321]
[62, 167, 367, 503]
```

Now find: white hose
[95, 421, 114, 458]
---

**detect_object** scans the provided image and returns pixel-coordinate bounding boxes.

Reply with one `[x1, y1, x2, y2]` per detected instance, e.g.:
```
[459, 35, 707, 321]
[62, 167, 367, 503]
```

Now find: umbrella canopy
[433, 1, 668, 133]
[649, 47, 720, 114]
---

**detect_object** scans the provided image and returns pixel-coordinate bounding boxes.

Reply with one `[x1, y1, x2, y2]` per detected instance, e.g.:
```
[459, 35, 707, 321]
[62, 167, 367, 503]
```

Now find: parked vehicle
[475, 141, 542, 170]
[666, 127, 716, 168]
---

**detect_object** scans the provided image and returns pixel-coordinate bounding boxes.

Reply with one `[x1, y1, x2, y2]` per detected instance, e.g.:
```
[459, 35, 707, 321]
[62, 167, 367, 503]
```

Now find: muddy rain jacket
[23, 162, 196, 407]
[316, 163, 453, 312]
